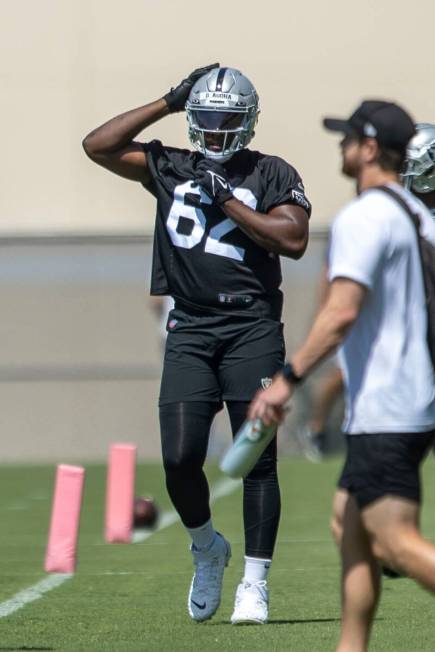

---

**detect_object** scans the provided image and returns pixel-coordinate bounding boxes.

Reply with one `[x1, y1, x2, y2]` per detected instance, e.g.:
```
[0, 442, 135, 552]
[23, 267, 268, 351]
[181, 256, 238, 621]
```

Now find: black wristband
[281, 362, 304, 385]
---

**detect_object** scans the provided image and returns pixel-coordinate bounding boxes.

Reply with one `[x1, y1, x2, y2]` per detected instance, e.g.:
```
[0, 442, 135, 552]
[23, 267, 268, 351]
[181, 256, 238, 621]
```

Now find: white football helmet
[403, 123, 435, 194]
[185, 67, 259, 163]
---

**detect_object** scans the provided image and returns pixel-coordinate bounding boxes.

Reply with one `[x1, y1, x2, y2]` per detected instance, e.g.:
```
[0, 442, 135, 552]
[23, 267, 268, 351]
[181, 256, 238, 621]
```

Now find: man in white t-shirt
[248, 100, 435, 652]
[300, 122, 435, 464]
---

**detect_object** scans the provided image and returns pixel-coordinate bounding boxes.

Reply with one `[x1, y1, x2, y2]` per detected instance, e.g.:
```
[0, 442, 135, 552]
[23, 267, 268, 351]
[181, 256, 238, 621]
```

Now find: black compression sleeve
[159, 401, 218, 528]
[227, 401, 281, 558]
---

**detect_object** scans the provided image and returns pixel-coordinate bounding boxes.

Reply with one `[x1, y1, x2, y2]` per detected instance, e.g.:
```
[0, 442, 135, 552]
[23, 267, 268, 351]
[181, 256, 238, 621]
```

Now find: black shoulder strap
[375, 184, 426, 283]
[375, 182, 427, 272]
[375, 184, 421, 234]
[374, 185, 426, 281]
[375, 185, 435, 368]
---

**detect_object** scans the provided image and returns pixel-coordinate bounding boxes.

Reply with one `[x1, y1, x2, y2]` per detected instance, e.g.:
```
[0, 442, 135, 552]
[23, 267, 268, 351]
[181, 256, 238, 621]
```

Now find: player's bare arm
[221, 199, 309, 259]
[193, 158, 309, 258]
[82, 99, 169, 183]
[248, 278, 367, 425]
[82, 63, 219, 183]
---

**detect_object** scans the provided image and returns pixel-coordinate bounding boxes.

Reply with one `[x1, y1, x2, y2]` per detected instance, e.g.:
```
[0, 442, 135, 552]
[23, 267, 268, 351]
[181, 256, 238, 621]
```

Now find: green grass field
[1, 457, 435, 651]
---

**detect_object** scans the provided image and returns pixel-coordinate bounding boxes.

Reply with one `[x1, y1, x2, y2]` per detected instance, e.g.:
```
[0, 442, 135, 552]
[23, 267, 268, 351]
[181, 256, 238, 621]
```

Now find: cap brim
[323, 118, 354, 134]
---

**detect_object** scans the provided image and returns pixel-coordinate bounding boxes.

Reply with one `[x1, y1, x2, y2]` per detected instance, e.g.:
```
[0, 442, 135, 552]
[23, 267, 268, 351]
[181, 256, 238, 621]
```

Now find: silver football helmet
[185, 67, 259, 163]
[403, 123, 435, 194]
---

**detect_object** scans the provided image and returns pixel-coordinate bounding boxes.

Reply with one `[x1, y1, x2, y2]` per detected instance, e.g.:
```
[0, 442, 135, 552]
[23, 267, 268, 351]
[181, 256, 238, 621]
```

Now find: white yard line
[209, 476, 241, 501]
[0, 573, 72, 619]
[132, 476, 240, 543]
[0, 477, 240, 618]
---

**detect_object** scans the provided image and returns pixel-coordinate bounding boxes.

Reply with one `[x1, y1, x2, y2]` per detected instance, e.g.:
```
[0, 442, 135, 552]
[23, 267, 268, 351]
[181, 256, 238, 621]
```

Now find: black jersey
[143, 140, 311, 317]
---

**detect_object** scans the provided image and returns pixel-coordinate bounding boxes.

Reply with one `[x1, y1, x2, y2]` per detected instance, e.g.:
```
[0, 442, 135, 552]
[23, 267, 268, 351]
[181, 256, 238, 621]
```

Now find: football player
[83, 64, 311, 624]
[403, 122, 435, 217]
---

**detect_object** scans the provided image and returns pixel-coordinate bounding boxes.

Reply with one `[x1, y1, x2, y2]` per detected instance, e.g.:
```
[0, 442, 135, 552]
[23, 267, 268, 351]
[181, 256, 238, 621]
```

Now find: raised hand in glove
[194, 158, 234, 205]
[164, 63, 219, 113]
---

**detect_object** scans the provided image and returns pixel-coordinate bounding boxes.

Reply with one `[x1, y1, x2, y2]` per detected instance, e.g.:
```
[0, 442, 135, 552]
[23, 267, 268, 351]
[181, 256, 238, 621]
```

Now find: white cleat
[231, 580, 269, 625]
[188, 532, 231, 622]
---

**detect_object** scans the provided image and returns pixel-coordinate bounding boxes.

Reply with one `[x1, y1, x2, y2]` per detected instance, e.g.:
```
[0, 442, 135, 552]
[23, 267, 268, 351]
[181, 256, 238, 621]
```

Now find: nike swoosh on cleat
[191, 600, 206, 610]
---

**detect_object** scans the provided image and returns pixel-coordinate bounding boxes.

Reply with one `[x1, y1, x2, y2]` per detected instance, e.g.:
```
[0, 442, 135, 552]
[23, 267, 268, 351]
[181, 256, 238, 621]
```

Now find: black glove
[164, 63, 220, 113]
[194, 159, 234, 205]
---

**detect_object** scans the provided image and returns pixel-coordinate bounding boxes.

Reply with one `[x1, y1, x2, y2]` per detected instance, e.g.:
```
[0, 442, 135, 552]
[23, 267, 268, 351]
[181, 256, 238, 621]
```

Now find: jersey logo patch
[291, 189, 310, 210]
[261, 377, 272, 389]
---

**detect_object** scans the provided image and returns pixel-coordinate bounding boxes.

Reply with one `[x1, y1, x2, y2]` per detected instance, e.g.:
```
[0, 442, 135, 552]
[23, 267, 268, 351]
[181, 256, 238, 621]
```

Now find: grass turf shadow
[208, 616, 342, 626]
[0, 648, 54, 651]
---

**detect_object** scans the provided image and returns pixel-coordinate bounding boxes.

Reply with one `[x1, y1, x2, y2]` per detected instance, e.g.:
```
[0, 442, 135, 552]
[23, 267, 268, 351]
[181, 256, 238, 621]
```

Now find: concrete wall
[1, 0, 434, 234]
[0, 236, 332, 463]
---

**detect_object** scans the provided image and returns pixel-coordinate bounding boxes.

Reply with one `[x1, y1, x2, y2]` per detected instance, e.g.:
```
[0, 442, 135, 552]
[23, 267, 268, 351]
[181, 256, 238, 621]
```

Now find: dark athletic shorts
[338, 430, 435, 510]
[159, 306, 285, 406]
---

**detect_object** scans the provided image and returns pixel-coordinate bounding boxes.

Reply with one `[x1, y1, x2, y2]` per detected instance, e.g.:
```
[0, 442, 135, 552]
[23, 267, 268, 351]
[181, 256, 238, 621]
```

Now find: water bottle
[219, 418, 276, 479]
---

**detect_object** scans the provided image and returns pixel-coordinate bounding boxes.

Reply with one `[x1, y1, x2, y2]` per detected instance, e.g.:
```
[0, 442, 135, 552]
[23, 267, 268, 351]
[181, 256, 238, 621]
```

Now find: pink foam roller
[44, 464, 85, 573]
[105, 443, 136, 543]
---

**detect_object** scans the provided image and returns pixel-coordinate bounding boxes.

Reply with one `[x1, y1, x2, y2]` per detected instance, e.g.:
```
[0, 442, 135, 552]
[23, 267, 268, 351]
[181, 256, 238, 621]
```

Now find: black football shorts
[338, 430, 435, 509]
[159, 306, 285, 405]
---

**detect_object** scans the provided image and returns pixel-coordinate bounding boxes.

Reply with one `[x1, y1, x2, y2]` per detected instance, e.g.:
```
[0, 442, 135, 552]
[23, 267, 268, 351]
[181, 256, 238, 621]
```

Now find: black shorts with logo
[159, 306, 285, 406]
[338, 430, 435, 510]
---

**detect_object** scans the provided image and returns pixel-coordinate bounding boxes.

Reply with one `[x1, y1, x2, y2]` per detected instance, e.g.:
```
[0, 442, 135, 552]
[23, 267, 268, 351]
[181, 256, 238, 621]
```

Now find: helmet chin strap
[204, 150, 234, 163]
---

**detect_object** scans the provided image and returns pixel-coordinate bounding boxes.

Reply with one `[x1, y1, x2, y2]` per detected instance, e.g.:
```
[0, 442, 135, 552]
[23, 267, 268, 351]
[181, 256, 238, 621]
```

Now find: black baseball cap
[323, 100, 415, 153]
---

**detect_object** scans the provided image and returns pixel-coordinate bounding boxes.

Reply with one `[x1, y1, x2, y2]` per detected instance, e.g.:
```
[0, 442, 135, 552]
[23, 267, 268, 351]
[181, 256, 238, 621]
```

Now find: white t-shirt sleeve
[328, 202, 389, 289]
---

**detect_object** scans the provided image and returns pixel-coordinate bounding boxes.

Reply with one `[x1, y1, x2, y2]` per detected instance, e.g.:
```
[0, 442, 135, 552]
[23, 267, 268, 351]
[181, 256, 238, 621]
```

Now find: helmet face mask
[185, 67, 259, 162]
[403, 123, 435, 194]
